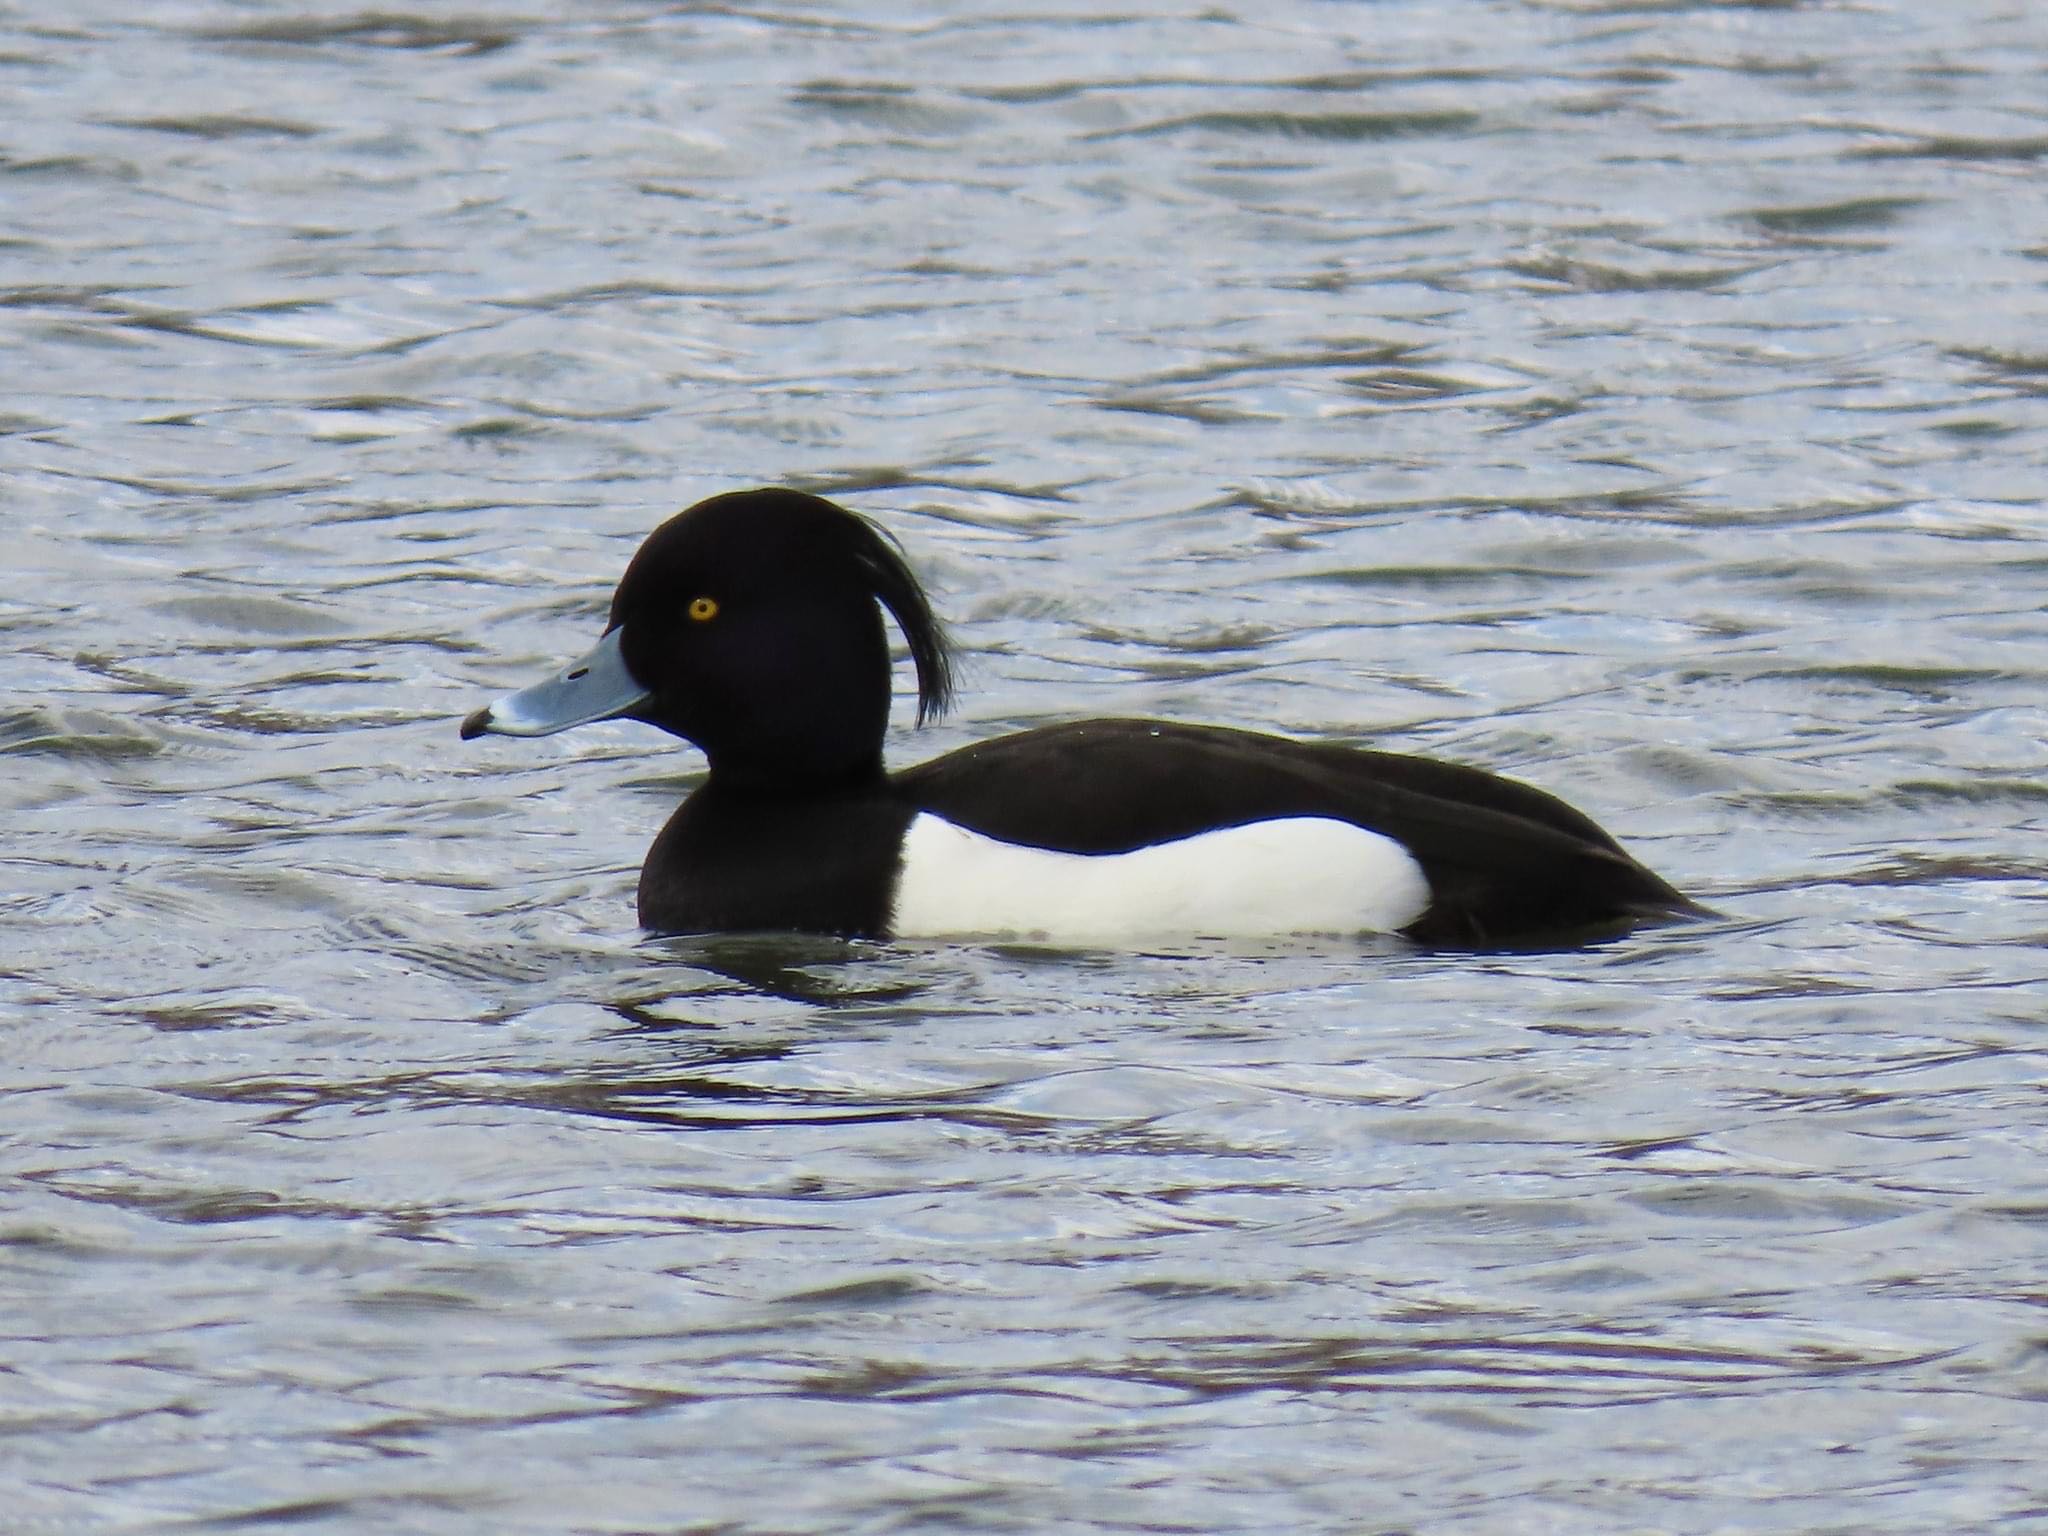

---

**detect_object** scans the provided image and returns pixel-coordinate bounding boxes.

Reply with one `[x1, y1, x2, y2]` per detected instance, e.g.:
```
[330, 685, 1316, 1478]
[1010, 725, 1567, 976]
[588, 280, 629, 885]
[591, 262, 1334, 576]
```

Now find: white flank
[889, 813, 1431, 945]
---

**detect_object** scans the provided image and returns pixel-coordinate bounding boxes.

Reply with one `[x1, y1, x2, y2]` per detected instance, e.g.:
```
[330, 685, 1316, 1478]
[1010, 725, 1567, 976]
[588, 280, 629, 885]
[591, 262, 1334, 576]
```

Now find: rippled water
[6, 2, 2047, 1531]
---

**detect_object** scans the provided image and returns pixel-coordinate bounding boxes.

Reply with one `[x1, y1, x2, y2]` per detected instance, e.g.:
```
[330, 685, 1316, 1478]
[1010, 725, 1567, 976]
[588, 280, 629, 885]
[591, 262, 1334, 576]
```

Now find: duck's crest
[843, 507, 954, 726]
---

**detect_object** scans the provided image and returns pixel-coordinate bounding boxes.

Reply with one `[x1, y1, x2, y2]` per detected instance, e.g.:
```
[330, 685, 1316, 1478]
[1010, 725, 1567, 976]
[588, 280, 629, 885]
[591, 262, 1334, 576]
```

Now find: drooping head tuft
[842, 510, 955, 727]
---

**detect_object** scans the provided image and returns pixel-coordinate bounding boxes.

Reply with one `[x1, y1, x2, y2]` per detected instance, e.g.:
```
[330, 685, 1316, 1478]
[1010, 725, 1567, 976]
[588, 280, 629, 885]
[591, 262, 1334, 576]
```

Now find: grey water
[4, 2, 2047, 1531]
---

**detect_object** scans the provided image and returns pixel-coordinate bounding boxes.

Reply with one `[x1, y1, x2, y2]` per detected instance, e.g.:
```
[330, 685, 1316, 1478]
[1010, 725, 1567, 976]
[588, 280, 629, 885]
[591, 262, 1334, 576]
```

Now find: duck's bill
[460, 627, 651, 740]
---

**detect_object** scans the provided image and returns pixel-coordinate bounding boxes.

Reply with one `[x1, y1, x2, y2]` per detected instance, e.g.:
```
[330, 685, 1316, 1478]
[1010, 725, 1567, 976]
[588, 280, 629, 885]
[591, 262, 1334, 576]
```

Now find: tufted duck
[461, 489, 1702, 947]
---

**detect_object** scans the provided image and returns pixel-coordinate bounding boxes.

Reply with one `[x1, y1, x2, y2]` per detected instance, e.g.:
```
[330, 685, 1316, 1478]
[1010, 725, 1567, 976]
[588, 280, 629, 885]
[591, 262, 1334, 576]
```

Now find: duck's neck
[700, 745, 887, 797]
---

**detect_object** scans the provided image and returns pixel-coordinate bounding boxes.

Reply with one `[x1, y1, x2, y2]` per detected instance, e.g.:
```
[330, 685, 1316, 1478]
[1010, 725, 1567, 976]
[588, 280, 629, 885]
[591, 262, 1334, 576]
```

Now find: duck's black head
[462, 489, 954, 788]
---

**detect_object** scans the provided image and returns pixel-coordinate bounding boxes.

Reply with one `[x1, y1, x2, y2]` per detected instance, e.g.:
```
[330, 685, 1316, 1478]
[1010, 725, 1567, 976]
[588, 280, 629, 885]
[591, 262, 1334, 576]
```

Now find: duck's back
[893, 719, 1697, 947]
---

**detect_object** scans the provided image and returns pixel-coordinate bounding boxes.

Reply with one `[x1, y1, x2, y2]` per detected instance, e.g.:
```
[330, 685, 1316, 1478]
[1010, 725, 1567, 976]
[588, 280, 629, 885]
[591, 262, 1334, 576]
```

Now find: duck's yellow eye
[687, 596, 719, 623]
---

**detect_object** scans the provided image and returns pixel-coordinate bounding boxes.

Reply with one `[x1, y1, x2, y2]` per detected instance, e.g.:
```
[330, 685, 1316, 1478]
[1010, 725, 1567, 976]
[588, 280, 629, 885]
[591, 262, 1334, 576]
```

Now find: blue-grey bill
[460, 627, 650, 740]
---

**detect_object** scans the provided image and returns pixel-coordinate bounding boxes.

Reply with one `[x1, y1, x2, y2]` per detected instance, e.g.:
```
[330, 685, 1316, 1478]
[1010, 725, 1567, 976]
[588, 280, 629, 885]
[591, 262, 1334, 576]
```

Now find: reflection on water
[5, 1, 2047, 1531]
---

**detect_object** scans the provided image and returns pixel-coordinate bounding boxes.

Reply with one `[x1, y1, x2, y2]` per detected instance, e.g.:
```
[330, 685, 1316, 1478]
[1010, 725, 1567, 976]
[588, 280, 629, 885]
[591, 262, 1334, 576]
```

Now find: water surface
[4, 3, 2046, 1531]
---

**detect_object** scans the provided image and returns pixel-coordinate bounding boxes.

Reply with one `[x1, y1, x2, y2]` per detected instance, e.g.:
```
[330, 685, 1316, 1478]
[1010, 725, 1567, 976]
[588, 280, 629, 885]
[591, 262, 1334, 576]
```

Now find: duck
[461, 487, 1703, 948]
